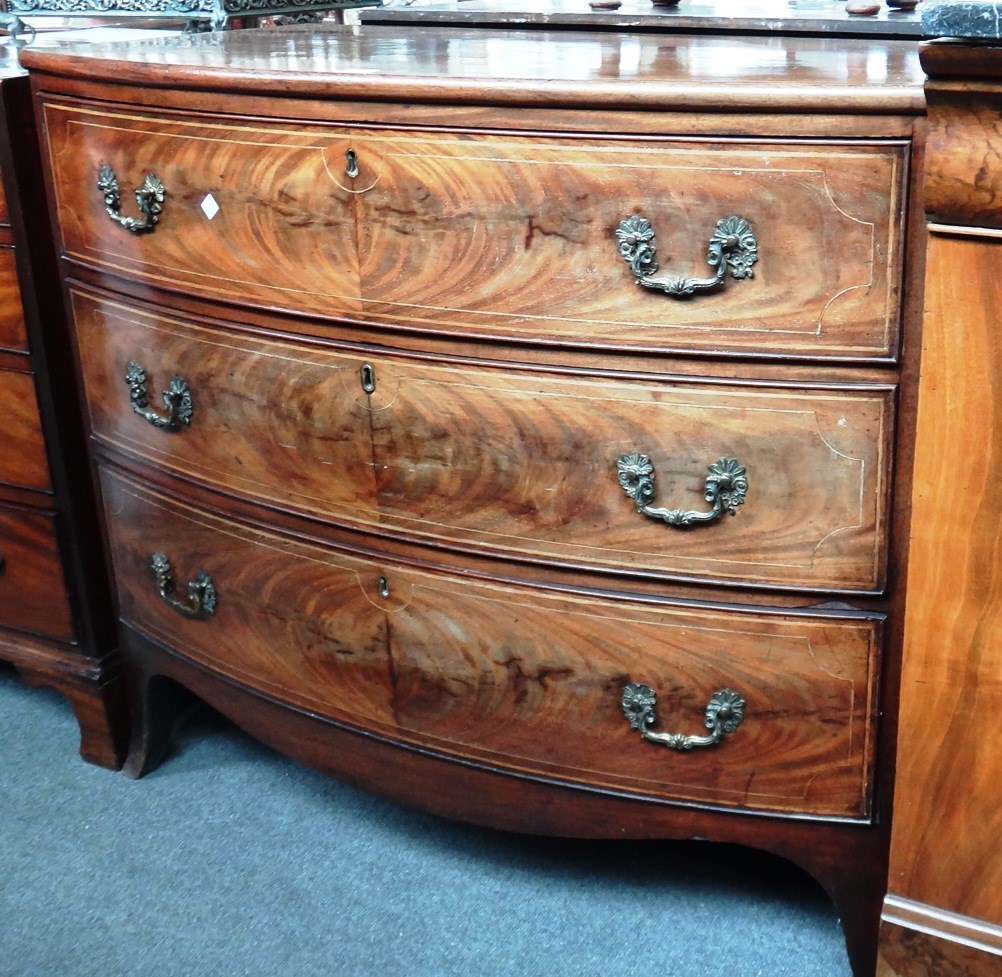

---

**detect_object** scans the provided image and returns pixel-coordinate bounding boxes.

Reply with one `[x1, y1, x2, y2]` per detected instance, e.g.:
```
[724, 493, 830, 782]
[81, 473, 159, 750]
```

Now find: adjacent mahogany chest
[0, 53, 123, 767]
[21, 25, 927, 976]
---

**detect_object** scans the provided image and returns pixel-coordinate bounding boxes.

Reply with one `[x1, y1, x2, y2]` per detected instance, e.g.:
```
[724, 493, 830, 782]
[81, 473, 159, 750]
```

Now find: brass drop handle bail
[616, 214, 757, 298]
[97, 163, 164, 234]
[150, 552, 217, 620]
[617, 453, 748, 528]
[125, 362, 193, 431]
[345, 148, 360, 179]
[622, 682, 746, 751]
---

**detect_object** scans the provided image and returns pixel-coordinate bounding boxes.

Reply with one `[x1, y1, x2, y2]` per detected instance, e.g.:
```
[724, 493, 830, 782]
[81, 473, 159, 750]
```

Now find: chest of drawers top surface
[19, 24, 924, 109]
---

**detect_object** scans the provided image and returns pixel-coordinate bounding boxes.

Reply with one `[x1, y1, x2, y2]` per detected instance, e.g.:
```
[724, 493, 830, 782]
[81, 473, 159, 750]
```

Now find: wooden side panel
[0, 367, 50, 492]
[0, 171, 7, 227]
[42, 100, 361, 316]
[0, 247, 27, 352]
[100, 465, 881, 820]
[888, 235, 1002, 924]
[0, 503, 73, 640]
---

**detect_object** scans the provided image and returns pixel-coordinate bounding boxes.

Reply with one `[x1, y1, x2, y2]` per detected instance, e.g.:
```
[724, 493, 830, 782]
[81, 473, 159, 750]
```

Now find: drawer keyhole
[360, 363, 376, 395]
[346, 149, 360, 180]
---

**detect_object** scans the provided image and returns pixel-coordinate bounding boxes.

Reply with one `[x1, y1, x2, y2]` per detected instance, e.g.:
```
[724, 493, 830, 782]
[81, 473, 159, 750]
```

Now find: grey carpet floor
[0, 666, 851, 977]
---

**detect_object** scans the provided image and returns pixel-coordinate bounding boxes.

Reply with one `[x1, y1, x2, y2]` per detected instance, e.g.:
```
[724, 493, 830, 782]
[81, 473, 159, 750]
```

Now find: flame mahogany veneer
[22, 25, 932, 977]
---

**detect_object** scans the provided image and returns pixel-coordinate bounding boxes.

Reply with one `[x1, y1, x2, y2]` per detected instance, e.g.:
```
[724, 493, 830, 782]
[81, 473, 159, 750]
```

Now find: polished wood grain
[101, 466, 396, 733]
[887, 232, 1002, 925]
[0, 367, 50, 493]
[101, 464, 881, 820]
[877, 51, 1002, 963]
[72, 290, 375, 521]
[0, 246, 27, 352]
[877, 921, 1002, 977]
[42, 100, 361, 319]
[0, 173, 7, 226]
[367, 357, 892, 592]
[20, 25, 925, 115]
[924, 88, 1002, 229]
[44, 99, 906, 359]
[0, 502, 73, 640]
[74, 289, 893, 592]
[352, 131, 905, 359]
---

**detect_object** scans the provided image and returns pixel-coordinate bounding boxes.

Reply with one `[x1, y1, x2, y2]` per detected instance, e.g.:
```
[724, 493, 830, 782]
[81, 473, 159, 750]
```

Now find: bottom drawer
[100, 465, 882, 821]
[0, 503, 74, 640]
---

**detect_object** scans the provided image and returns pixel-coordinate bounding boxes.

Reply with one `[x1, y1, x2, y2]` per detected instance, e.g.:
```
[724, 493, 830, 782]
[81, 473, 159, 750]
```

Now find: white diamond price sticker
[200, 193, 220, 220]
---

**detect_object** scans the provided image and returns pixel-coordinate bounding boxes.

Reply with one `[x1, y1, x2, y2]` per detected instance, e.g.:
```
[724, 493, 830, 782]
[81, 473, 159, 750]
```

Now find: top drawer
[41, 99, 907, 360]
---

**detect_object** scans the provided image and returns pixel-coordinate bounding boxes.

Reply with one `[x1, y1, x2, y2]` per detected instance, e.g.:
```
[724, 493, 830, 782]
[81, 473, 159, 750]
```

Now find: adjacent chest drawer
[100, 463, 881, 820]
[0, 502, 74, 640]
[0, 247, 28, 353]
[0, 367, 50, 493]
[75, 291, 893, 593]
[44, 98, 906, 359]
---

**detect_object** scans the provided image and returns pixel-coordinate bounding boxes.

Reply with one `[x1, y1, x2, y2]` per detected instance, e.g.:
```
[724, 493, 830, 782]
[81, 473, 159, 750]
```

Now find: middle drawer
[74, 290, 893, 593]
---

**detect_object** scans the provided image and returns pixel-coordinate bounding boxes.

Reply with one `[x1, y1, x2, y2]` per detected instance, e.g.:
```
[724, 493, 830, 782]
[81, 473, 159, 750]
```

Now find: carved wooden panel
[0, 367, 50, 493]
[74, 290, 892, 592]
[0, 503, 73, 640]
[100, 464, 882, 820]
[44, 98, 905, 359]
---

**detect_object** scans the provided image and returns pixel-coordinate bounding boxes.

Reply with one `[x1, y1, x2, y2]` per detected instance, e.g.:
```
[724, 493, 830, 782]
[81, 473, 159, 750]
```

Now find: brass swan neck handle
[125, 362, 193, 431]
[97, 163, 164, 235]
[622, 682, 746, 751]
[617, 453, 748, 528]
[616, 214, 757, 298]
[150, 552, 217, 620]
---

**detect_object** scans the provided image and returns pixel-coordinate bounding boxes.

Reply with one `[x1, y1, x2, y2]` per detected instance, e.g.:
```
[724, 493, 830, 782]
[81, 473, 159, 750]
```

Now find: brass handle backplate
[616, 214, 757, 298]
[150, 552, 216, 620]
[617, 453, 747, 528]
[97, 163, 164, 234]
[125, 362, 193, 431]
[622, 682, 745, 751]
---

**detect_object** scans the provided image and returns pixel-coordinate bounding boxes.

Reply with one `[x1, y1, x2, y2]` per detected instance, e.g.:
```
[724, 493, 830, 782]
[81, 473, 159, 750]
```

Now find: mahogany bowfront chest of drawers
[0, 52, 123, 767]
[21, 25, 927, 976]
